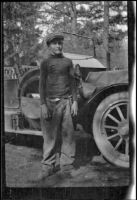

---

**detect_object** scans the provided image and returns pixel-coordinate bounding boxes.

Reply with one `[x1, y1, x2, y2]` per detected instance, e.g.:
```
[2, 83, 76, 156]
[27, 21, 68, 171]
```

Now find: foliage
[40, 2, 127, 50]
[3, 2, 44, 66]
[3, 1, 128, 69]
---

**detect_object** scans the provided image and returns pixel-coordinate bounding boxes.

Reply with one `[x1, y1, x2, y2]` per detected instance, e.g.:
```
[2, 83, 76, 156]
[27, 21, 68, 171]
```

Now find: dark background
[1, 1, 135, 200]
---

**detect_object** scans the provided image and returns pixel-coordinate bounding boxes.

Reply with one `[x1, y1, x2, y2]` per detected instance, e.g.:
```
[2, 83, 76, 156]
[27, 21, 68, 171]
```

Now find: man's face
[49, 38, 63, 55]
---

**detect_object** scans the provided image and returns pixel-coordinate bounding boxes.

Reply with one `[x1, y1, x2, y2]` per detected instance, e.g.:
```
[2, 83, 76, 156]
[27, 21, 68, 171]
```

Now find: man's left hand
[71, 101, 78, 116]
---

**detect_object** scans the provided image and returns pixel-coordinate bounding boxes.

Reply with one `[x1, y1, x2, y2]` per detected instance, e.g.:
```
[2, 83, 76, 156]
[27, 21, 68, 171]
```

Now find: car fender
[77, 83, 128, 133]
[87, 83, 128, 105]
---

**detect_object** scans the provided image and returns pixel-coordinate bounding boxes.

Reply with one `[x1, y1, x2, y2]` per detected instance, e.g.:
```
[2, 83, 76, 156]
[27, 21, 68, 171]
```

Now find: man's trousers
[41, 98, 75, 167]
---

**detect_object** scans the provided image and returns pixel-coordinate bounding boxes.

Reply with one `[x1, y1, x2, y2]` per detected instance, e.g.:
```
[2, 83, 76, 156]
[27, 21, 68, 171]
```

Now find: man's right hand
[41, 104, 51, 120]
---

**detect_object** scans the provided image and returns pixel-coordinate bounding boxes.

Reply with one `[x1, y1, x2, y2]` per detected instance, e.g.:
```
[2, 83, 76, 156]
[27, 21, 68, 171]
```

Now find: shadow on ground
[5, 131, 100, 168]
[4, 132, 130, 187]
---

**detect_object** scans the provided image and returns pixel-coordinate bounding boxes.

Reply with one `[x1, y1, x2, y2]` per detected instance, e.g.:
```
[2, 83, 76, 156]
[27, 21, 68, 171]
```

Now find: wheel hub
[118, 120, 129, 139]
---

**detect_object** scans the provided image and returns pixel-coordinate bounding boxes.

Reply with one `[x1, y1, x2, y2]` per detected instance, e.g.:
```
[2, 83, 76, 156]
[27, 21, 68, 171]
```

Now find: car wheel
[92, 91, 129, 168]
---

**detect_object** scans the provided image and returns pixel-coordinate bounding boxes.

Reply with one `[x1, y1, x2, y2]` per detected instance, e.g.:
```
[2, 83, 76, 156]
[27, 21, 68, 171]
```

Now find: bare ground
[4, 133, 130, 188]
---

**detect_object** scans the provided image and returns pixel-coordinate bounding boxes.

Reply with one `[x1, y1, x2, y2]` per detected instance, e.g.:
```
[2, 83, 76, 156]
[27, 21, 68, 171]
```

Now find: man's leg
[41, 101, 62, 166]
[41, 100, 67, 177]
[60, 99, 76, 166]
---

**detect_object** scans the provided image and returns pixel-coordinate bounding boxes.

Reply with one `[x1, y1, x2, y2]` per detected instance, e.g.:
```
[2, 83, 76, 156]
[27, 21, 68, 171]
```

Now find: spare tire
[20, 72, 41, 120]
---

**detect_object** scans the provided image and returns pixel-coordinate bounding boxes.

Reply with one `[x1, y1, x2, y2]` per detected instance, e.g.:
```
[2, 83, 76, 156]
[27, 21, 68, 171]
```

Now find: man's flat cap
[46, 33, 64, 45]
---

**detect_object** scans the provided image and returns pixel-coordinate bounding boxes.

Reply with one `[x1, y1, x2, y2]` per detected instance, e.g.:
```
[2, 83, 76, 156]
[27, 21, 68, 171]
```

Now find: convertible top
[63, 52, 106, 69]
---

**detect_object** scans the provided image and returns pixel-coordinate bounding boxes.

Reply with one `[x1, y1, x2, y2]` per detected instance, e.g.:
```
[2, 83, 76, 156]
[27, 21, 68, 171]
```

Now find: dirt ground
[4, 132, 130, 188]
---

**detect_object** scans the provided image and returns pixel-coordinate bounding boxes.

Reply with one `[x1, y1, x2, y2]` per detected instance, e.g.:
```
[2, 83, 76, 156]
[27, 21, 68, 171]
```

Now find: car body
[4, 54, 129, 168]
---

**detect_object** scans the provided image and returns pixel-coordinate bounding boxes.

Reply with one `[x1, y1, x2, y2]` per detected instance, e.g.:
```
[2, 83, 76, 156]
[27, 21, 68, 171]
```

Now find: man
[39, 33, 78, 178]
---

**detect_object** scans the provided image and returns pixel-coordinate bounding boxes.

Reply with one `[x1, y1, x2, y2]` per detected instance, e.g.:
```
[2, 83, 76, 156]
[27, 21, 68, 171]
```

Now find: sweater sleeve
[39, 59, 48, 105]
[69, 60, 77, 102]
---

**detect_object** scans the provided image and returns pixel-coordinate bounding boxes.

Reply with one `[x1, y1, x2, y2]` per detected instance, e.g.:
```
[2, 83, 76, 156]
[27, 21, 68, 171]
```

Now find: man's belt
[47, 95, 72, 102]
[48, 98, 60, 102]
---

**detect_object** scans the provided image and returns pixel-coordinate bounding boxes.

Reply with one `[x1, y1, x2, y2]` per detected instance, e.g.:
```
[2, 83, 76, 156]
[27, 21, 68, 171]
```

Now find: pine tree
[3, 2, 44, 66]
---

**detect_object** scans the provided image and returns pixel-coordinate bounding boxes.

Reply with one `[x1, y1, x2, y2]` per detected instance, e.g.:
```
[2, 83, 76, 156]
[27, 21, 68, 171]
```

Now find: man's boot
[37, 164, 55, 180]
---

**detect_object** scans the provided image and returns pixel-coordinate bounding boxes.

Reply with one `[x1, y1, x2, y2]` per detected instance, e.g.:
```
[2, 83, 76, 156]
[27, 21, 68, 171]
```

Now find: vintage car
[4, 53, 129, 168]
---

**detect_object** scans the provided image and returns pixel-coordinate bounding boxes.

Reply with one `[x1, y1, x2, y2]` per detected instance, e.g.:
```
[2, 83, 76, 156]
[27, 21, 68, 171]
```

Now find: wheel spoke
[107, 113, 120, 124]
[114, 138, 123, 150]
[107, 133, 119, 140]
[116, 106, 125, 121]
[127, 103, 129, 120]
[125, 139, 129, 155]
[104, 125, 118, 130]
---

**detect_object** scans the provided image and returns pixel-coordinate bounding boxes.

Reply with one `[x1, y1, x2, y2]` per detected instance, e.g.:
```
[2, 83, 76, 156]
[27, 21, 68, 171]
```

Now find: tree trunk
[104, 1, 111, 70]
[92, 39, 96, 58]
[69, 2, 77, 50]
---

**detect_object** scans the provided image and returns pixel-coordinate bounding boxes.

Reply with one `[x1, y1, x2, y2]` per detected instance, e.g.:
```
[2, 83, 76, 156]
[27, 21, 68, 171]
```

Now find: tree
[42, 2, 127, 54]
[3, 2, 44, 66]
[69, 2, 78, 49]
[40, 2, 79, 50]
[103, 1, 111, 69]
[3, 2, 128, 69]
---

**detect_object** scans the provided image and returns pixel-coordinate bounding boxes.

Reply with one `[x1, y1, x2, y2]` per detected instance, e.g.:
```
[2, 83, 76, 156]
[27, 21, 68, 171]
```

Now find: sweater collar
[48, 53, 64, 58]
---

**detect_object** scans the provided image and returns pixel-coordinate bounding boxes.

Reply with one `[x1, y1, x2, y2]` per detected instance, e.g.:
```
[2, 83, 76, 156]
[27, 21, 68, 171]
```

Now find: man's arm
[39, 60, 47, 105]
[69, 61, 77, 102]
[69, 61, 78, 116]
[39, 60, 51, 120]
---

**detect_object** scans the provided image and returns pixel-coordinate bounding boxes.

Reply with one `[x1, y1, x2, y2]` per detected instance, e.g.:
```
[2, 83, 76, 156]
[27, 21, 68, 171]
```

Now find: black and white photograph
[2, 1, 136, 200]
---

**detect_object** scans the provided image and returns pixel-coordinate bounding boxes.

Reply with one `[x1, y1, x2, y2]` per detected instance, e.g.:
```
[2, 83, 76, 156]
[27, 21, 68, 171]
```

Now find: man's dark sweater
[39, 54, 77, 105]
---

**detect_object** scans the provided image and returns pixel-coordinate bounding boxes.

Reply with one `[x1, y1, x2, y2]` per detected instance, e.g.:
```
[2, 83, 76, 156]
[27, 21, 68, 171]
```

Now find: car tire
[92, 91, 129, 168]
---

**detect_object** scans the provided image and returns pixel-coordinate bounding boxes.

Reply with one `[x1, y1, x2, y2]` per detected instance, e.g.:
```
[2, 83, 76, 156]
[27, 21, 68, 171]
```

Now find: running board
[5, 129, 91, 139]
